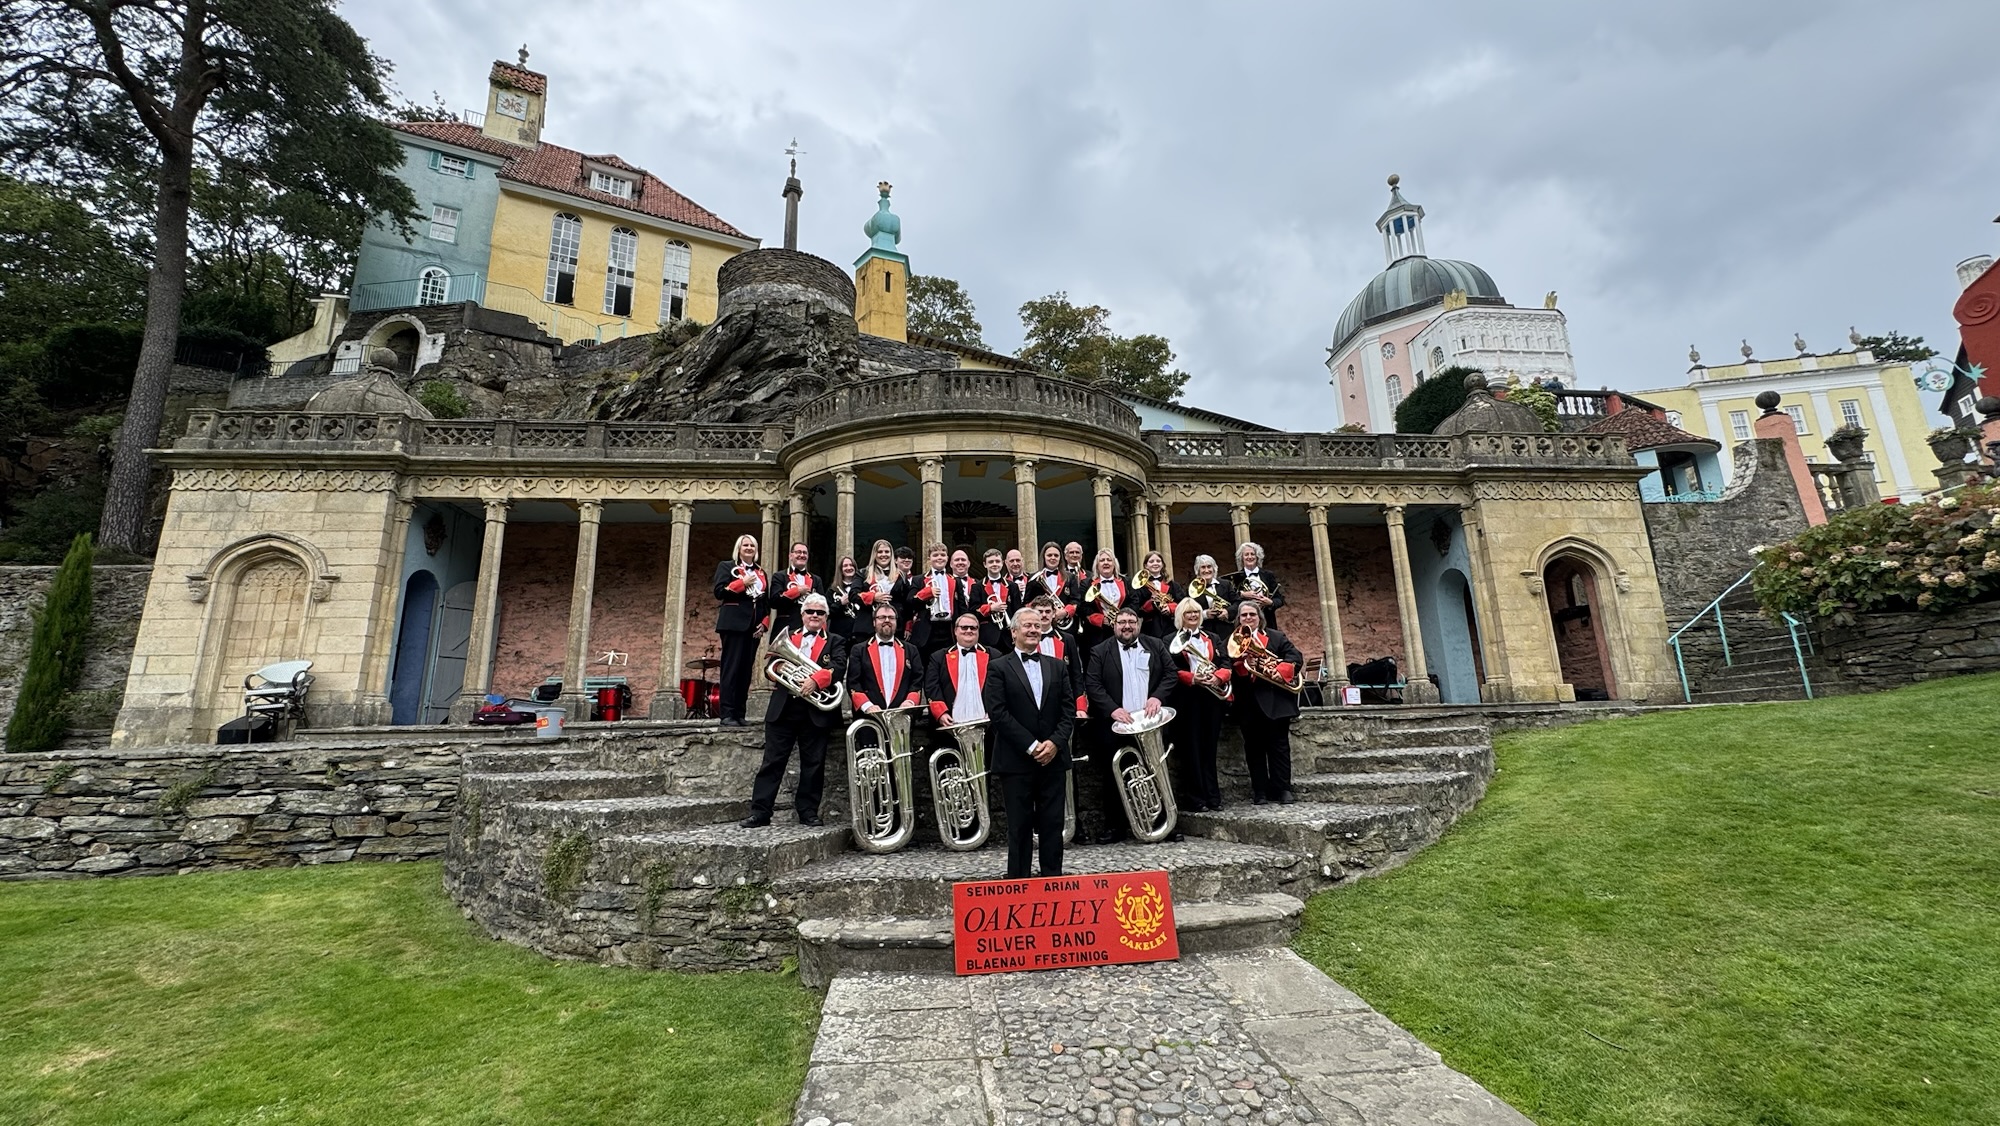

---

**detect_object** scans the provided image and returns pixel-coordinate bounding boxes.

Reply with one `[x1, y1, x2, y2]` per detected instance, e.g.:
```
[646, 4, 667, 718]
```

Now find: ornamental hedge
[5, 532, 94, 752]
[1749, 485, 2000, 624]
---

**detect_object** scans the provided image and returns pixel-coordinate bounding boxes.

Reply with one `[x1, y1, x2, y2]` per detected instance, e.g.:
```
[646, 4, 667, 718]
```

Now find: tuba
[763, 633, 843, 712]
[1169, 629, 1232, 701]
[928, 717, 992, 851]
[845, 704, 923, 853]
[1228, 627, 1302, 694]
[1110, 707, 1179, 842]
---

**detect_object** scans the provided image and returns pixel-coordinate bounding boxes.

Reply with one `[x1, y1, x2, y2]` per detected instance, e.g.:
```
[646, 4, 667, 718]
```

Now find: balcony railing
[350, 273, 486, 313]
[349, 273, 637, 343]
[175, 410, 787, 463]
[1146, 429, 1629, 468]
[795, 370, 1141, 440]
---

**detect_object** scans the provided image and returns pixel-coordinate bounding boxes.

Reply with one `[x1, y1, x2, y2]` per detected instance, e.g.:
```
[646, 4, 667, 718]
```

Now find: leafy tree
[1394, 365, 1480, 434]
[0, 175, 144, 343]
[0, 0, 418, 553]
[907, 274, 987, 350]
[5, 531, 93, 752]
[1853, 330, 1938, 366]
[1016, 291, 1191, 402]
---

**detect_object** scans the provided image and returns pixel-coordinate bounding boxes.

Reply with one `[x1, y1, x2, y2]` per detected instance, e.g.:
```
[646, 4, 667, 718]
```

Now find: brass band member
[1135, 549, 1180, 640]
[1078, 548, 1138, 654]
[975, 547, 1014, 650]
[926, 611, 993, 729]
[847, 602, 925, 716]
[1169, 598, 1231, 811]
[711, 533, 768, 727]
[828, 555, 862, 638]
[1025, 594, 1088, 720]
[741, 594, 846, 829]
[853, 539, 909, 641]
[1185, 554, 1236, 646]
[908, 543, 968, 661]
[1231, 601, 1302, 805]
[1222, 541, 1285, 630]
[1004, 548, 1031, 611]
[984, 606, 1075, 879]
[768, 541, 822, 639]
[1032, 541, 1078, 640]
[1083, 606, 1178, 844]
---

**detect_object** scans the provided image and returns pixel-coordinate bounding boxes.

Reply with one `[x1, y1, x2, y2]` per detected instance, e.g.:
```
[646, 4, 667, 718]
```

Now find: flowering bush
[1749, 485, 2000, 623]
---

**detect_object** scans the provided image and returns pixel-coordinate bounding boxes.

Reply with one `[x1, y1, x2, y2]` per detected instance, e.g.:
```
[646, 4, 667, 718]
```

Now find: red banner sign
[952, 869, 1179, 975]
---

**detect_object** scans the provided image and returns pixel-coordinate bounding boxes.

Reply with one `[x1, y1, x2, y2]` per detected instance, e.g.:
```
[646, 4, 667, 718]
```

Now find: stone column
[1383, 504, 1437, 703]
[759, 501, 781, 567]
[787, 490, 809, 555]
[1229, 503, 1253, 550]
[834, 470, 857, 565]
[1308, 504, 1348, 690]
[1128, 496, 1151, 575]
[649, 501, 695, 718]
[357, 487, 416, 724]
[920, 457, 944, 548]
[450, 497, 510, 721]
[1093, 474, 1115, 559]
[559, 499, 604, 713]
[1152, 503, 1175, 578]
[1014, 458, 1039, 552]
[1457, 503, 1509, 702]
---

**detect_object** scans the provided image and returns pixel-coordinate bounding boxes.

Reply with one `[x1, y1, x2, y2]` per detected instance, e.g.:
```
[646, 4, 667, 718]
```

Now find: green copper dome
[862, 181, 901, 253]
[1329, 256, 1504, 358]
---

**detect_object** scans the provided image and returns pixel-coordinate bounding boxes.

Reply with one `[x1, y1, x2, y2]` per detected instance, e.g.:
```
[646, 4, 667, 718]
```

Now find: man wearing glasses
[741, 593, 847, 829]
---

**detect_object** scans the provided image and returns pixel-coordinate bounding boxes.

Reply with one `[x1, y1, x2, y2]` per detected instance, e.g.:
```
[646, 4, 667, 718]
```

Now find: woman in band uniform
[1168, 598, 1232, 811]
[853, 539, 909, 641]
[1135, 549, 1180, 641]
[1184, 553, 1236, 646]
[711, 533, 768, 727]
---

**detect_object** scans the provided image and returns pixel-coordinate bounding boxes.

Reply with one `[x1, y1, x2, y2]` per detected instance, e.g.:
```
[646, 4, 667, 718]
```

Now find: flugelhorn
[845, 703, 924, 853]
[763, 633, 842, 711]
[1228, 626, 1302, 694]
[1110, 706, 1179, 842]
[929, 716, 992, 851]
[1169, 629, 1232, 700]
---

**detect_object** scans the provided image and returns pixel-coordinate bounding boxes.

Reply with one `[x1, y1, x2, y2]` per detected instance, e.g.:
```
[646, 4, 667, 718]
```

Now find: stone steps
[461, 747, 600, 774]
[461, 769, 669, 803]
[501, 794, 746, 837]
[1291, 769, 1483, 816]
[1182, 801, 1434, 882]
[1311, 744, 1490, 775]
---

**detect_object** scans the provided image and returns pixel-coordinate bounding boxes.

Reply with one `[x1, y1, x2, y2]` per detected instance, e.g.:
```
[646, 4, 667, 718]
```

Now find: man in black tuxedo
[846, 603, 925, 716]
[1230, 601, 1304, 805]
[983, 606, 1075, 879]
[767, 541, 823, 640]
[1083, 607, 1178, 843]
[742, 594, 846, 829]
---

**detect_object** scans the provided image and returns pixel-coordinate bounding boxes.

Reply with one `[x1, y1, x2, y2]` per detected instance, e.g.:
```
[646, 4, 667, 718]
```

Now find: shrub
[5, 532, 94, 752]
[1750, 485, 2000, 623]
[416, 380, 468, 419]
[0, 479, 106, 564]
[1498, 376, 1561, 432]
[38, 322, 142, 408]
[1394, 365, 1479, 433]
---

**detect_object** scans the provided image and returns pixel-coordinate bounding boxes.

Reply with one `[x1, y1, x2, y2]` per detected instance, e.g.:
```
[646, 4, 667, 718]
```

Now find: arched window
[417, 267, 449, 306]
[659, 239, 691, 322]
[1386, 374, 1404, 408]
[1431, 345, 1445, 369]
[545, 213, 581, 305]
[604, 227, 637, 316]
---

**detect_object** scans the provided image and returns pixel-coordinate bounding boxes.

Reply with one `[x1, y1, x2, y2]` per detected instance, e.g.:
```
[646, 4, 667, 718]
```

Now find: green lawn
[0, 861, 818, 1125]
[1296, 673, 2000, 1126]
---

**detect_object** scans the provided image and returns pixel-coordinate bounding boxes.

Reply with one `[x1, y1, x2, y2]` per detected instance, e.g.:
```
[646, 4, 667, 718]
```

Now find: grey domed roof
[1433, 371, 1542, 435]
[1330, 256, 1504, 357]
[305, 365, 435, 419]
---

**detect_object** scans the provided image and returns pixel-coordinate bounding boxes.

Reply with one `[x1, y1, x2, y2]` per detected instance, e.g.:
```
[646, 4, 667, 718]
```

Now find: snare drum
[678, 677, 720, 719]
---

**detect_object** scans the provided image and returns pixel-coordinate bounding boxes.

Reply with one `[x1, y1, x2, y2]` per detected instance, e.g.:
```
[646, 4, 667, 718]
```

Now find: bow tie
[960, 648, 978, 657]
[1121, 641, 1139, 651]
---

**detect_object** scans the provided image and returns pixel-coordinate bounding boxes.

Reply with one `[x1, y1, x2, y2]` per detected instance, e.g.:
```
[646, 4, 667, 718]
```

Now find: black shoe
[738, 815, 771, 828]
[1167, 830, 1185, 843]
[1094, 831, 1126, 846]
[1252, 796, 1268, 806]
[798, 816, 824, 828]
[1278, 791, 1297, 805]
[720, 717, 746, 728]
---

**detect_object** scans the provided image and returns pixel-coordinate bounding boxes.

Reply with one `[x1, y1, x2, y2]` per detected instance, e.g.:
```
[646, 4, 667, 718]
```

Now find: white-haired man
[742, 593, 847, 828]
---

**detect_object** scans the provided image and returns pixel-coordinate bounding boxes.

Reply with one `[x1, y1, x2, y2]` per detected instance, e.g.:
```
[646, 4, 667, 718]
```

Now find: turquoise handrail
[1668, 570, 1753, 703]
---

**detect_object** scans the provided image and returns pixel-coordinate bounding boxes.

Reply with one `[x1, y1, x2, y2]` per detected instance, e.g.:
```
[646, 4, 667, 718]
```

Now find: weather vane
[785, 137, 806, 177]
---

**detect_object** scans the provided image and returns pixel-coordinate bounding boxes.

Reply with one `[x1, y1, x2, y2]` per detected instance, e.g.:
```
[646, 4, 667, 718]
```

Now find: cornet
[845, 703, 924, 853]
[762, 633, 842, 712]
[929, 717, 991, 851]
[1110, 706, 1179, 842]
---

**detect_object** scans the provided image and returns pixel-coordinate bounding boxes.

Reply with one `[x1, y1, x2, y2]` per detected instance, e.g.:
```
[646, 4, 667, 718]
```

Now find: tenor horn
[762, 633, 843, 712]
[1169, 628, 1232, 701]
[1110, 706, 1179, 842]
[845, 704, 923, 853]
[1228, 626, 1303, 695]
[928, 717, 992, 851]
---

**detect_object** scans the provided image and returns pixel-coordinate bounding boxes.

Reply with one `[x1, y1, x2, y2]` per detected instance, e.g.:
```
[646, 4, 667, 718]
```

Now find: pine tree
[5, 532, 94, 753]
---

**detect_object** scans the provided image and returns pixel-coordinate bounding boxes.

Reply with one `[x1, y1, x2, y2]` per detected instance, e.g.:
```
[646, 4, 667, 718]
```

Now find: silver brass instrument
[928, 717, 992, 851]
[733, 563, 765, 599]
[1228, 626, 1303, 695]
[1169, 629, 1232, 701]
[1110, 707, 1179, 842]
[1063, 753, 1087, 844]
[982, 580, 1010, 630]
[845, 703, 924, 853]
[762, 633, 843, 712]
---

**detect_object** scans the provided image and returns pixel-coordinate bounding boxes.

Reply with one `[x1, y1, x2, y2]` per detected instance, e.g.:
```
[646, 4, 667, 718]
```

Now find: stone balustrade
[795, 369, 1142, 440]
[1147, 429, 1628, 469]
[175, 410, 787, 463]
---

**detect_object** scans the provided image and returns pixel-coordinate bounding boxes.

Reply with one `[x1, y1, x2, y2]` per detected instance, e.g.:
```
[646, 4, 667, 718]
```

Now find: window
[659, 239, 691, 322]
[1785, 405, 1808, 434]
[417, 267, 449, 305]
[1431, 345, 1445, 369]
[603, 226, 637, 316]
[1729, 410, 1751, 441]
[1386, 374, 1404, 408]
[1839, 399, 1863, 428]
[438, 154, 468, 177]
[1666, 410, 1684, 427]
[1958, 394, 1978, 420]
[427, 204, 460, 242]
[545, 213, 581, 305]
[590, 171, 633, 199]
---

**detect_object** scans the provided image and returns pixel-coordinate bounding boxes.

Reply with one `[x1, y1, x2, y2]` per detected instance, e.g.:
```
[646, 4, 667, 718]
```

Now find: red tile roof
[488, 61, 546, 95]
[386, 120, 752, 241]
[1582, 407, 1720, 452]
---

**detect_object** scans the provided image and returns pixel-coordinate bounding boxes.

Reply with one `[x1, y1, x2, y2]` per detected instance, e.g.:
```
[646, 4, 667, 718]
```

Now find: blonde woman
[853, 538, 909, 640]
[711, 533, 767, 726]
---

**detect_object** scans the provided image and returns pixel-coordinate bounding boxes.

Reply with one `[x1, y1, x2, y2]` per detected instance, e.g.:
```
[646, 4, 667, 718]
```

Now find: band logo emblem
[1113, 881, 1169, 952]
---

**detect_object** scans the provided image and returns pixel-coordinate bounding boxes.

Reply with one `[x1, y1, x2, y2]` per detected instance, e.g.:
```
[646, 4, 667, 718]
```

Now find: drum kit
[680, 654, 722, 719]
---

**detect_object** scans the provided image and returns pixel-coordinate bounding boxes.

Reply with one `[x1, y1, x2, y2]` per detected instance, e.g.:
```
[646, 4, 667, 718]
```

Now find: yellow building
[1639, 344, 1934, 501]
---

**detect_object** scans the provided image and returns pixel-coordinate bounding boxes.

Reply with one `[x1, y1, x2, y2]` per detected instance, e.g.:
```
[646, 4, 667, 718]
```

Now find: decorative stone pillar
[920, 458, 944, 549]
[1093, 474, 1115, 559]
[357, 487, 417, 724]
[759, 501, 781, 567]
[1128, 496, 1151, 575]
[1014, 459, 1039, 553]
[834, 470, 857, 565]
[1457, 503, 1510, 702]
[450, 497, 510, 721]
[787, 490, 808, 555]
[1229, 503, 1252, 550]
[1152, 503, 1175, 578]
[1307, 504, 1348, 689]
[559, 499, 604, 712]
[1382, 504, 1438, 703]
[649, 501, 695, 718]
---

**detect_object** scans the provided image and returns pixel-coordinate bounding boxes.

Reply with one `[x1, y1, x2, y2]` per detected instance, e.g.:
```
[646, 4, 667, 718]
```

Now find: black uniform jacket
[982, 649, 1076, 775]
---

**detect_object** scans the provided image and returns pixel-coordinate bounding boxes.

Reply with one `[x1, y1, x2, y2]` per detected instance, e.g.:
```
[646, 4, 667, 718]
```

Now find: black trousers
[1237, 707, 1294, 800]
[750, 702, 830, 820]
[1173, 692, 1226, 809]
[1086, 717, 1134, 839]
[998, 766, 1067, 878]
[717, 628, 755, 721]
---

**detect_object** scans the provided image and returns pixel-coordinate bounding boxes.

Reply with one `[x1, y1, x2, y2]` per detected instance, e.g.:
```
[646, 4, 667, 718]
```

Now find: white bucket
[534, 707, 567, 738]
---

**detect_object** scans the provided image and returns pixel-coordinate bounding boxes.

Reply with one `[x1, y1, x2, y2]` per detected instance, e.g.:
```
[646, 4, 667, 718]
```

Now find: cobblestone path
[794, 947, 1530, 1125]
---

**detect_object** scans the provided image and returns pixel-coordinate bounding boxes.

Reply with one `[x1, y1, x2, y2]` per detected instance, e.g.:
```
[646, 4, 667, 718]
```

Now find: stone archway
[1542, 554, 1615, 700]
[389, 569, 440, 724]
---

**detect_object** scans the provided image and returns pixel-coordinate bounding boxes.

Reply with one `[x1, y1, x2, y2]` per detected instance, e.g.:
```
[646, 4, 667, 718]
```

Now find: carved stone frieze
[173, 468, 396, 493]
[1151, 481, 1473, 506]
[405, 475, 786, 501]
[1471, 480, 1638, 503]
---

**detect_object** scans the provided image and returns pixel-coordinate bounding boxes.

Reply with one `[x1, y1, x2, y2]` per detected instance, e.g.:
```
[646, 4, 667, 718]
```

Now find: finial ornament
[785, 137, 805, 177]
[1387, 173, 1400, 188]
[1741, 338, 1754, 360]
[518, 44, 530, 66]
[878, 180, 892, 197]
[1794, 332, 1808, 355]
[1689, 345, 1702, 365]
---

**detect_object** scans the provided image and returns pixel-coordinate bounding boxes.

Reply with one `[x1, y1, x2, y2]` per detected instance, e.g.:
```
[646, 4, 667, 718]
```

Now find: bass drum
[679, 678, 720, 719]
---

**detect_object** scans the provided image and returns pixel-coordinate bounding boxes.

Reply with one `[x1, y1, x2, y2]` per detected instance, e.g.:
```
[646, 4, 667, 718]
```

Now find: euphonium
[845, 704, 923, 853]
[1110, 706, 1179, 842]
[928, 717, 992, 851]
[1169, 629, 1232, 701]
[762, 633, 843, 712]
[1227, 626, 1303, 695]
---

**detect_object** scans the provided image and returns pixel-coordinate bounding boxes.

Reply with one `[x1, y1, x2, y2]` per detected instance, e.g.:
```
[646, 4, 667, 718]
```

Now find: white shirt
[874, 639, 899, 704]
[952, 649, 986, 723]
[1017, 649, 1044, 708]
[1118, 641, 1151, 713]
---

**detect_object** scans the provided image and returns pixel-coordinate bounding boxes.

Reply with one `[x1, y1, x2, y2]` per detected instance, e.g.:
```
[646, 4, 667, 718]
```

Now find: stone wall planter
[1819, 598, 2000, 692]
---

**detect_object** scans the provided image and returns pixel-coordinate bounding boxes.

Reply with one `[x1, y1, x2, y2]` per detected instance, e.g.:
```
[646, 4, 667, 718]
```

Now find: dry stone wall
[0, 565, 152, 735]
[1819, 599, 2000, 691]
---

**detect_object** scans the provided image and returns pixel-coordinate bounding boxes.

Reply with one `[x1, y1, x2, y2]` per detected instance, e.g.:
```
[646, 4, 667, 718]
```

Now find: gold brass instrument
[1187, 576, 1208, 601]
[845, 703, 924, 853]
[1227, 626, 1303, 695]
[1110, 706, 1179, 842]
[1083, 579, 1122, 619]
[1169, 629, 1233, 701]
[928, 717, 992, 851]
[762, 633, 843, 712]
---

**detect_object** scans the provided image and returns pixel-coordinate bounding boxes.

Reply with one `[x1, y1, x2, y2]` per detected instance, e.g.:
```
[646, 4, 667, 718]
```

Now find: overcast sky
[345, 1, 2000, 429]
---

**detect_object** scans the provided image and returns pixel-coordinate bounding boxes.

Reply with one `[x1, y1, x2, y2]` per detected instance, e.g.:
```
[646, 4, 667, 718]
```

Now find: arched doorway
[1433, 567, 1483, 703]
[1542, 555, 1615, 700]
[388, 570, 440, 724]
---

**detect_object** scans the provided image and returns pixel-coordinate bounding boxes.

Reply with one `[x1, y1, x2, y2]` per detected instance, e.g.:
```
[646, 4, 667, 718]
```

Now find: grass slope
[1296, 674, 2000, 1126]
[0, 861, 818, 1125]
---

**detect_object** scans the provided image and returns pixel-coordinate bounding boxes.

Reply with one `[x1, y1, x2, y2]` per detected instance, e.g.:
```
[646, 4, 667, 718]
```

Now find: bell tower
[854, 182, 908, 343]
[1376, 173, 1426, 264]
[482, 46, 547, 146]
